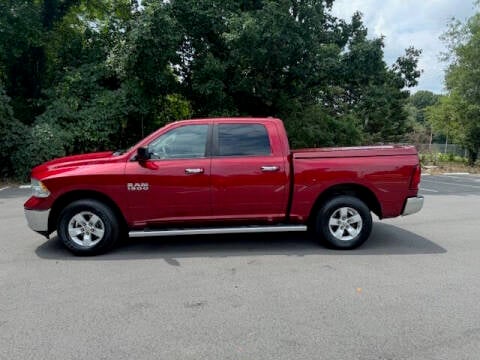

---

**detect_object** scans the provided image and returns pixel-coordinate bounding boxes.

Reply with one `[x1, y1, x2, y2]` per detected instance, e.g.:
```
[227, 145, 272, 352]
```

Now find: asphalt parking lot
[420, 173, 480, 195]
[1, 174, 480, 360]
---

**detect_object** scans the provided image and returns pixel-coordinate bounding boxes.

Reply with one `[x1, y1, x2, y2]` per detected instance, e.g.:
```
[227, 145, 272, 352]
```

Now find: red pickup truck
[24, 117, 423, 255]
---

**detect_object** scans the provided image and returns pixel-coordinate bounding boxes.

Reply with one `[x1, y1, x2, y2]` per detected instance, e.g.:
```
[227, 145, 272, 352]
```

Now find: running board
[129, 225, 308, 238]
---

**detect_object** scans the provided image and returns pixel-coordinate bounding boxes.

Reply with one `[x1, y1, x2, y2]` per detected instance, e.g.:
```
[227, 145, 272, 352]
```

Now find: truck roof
[170, 117, 283, 125]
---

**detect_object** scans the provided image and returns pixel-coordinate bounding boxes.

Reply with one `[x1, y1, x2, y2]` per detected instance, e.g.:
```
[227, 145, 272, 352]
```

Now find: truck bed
[289, 145, 420, 220]
[292, 145, 418, 159]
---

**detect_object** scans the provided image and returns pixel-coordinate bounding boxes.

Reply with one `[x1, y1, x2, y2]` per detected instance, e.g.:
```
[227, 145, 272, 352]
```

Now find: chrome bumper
[24, 208, 50, 233]
[402, 196, 424, 216]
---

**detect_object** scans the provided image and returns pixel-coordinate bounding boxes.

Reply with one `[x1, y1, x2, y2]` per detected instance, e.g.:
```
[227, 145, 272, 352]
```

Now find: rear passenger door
[210, 122, 289, 222]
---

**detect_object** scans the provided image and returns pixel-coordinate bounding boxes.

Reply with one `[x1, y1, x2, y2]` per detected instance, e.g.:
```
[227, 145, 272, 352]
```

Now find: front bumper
[402, 196, 424, 216]
[24, 208, 50, 233]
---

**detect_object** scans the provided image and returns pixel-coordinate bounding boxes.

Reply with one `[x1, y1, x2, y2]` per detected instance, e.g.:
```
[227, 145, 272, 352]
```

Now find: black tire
[315, 195, 372, 250]
[57, 199, 121, 255]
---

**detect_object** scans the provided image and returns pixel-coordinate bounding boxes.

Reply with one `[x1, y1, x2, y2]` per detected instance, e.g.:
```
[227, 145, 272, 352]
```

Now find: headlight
[31, 178, 50, 198]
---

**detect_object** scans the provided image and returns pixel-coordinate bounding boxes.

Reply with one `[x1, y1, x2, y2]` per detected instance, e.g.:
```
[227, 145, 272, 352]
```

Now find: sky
[331, 0, 477, 94]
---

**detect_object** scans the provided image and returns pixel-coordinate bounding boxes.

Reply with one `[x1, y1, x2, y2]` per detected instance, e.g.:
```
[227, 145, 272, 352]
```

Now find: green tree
[0, 0, 421, 179]
[0, 82, 28, 179]
[425, 95, 463, 144]
[409, 90, 440, 124]
[168, 0, 420, 143]
[0, 0, 137, 122]
[406, 90, 440, 145]
[431, 9, 480, 165]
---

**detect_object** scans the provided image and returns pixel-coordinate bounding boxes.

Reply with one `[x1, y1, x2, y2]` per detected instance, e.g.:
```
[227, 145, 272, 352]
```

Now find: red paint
[25, 118, 421, 233]
[125, 158, 211, 226]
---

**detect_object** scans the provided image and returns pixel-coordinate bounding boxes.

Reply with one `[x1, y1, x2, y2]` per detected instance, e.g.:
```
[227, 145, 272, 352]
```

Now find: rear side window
[217, 124, 271, 156]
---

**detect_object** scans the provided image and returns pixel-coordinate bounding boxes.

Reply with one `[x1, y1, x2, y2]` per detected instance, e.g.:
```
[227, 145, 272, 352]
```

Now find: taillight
[410, 164, 421, 190]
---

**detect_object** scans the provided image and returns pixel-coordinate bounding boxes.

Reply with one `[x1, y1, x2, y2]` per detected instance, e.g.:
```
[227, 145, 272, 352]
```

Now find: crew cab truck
[24, 118, 423, 255]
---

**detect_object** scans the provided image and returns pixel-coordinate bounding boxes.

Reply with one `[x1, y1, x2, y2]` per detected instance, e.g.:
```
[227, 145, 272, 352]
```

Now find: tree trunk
[467, 148, 478, 166]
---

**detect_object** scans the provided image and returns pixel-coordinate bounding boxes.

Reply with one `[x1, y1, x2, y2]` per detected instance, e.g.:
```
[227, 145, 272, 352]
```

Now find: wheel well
[308, 183, 382, 225]
[48, 190, 127, 234]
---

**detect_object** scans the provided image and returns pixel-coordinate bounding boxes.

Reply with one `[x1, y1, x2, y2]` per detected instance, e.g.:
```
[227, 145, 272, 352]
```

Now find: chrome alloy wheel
[67, 211, 105, 248]
[328, 207, 363, 241]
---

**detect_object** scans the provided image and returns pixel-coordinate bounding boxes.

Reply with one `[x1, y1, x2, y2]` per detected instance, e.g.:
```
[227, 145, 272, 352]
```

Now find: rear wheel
[315, 195, 372, 249]
[57, 199, 121, 255]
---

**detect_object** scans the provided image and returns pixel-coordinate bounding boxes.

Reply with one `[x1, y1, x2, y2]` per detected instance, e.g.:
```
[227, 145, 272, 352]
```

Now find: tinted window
[217, 124, 271, 156]
[149, 125, 209, 159]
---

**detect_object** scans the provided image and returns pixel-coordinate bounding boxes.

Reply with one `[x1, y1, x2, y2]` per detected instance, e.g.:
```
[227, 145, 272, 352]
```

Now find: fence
[416, 143, 469, 158]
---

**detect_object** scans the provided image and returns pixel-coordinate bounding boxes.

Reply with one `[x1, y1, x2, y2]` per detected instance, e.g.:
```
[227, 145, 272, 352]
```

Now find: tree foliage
[426, 9, 480, 165]
[405, 90, 440, 146]
[409, 91, 440, 124]
[0, 0, 421, 180]
[0, 82, 27, 178]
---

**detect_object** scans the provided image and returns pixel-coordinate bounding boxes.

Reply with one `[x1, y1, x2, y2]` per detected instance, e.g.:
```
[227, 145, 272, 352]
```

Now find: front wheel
[315, 195, 372, 249]
[57, 199, 121, 255]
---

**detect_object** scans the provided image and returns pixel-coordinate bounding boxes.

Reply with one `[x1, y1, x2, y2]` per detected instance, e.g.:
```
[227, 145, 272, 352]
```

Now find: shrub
[0, 84, 30, 180]
[11, 122, 66, 181]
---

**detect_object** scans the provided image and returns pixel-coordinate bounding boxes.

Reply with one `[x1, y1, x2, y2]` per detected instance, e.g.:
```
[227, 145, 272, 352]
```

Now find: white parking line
[19, 185, 31, 189]
[440, 175, 476, 181]
[0, 186, 10, 192]
[443, 172, 470, 175]
[420, 188, 439, 193]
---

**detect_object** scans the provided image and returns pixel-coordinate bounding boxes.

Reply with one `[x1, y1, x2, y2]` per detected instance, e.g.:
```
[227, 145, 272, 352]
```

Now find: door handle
[185, 168, 204, 174]
[261, 166, 280, 172]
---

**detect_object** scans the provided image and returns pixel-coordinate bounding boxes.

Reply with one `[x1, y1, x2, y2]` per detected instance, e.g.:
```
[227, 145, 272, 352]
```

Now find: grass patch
[420, 152, 479, 174]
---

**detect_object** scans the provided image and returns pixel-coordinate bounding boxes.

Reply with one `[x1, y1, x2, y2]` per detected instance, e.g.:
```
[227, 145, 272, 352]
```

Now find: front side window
[217, 124, 271, 156]
[148, 124, 209, 160]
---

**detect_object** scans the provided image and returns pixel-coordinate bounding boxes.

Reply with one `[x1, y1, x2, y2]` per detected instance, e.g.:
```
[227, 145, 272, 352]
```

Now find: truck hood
[31, 151, 120, 178]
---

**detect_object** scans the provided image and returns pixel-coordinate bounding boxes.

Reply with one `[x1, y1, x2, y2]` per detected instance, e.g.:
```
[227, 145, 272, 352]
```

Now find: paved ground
[1, 175, 480, 360]
[420, 173, 480, 195]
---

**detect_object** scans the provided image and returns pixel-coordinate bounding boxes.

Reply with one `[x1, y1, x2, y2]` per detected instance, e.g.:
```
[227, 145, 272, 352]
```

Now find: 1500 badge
[127, 182, 149, 191]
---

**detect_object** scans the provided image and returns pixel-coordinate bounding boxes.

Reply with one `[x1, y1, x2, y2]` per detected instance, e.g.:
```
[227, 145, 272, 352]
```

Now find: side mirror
[136, 147, 151, 162]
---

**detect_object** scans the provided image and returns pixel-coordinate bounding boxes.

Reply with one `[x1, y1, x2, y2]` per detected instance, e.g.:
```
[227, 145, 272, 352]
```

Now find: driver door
[125, 123, 212, 227]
